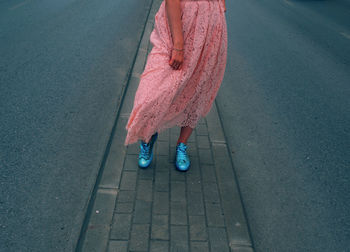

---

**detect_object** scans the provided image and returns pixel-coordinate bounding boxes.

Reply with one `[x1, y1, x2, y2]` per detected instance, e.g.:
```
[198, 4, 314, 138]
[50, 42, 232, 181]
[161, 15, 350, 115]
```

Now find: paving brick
[169, 141, 178, 150]
[170, 165, 186, 181]
[151, 215, 169, 240]
[133, 199, 152, 224]
[170, 125, 180, 134]
[108, 240, 128, 252]
[126, 142, 139, 155]
[186, 180, 202, 194]
[153, 191, 169, 215]
[198, 117, 207, 125]
[190, 241, 209, 252]
[186, 157, 201, 189]
[170, 201, 187, 225]
[157, 155, 172, 172]
[170, 225, 189, 252]
[123, 154, 138, 171]
[205, 202, 225, 227]
[198, 149, 214, 165]
[150, 240, 169, 252]
[169, 148, 176, 163]
[200, 164, 216, 183]
[110, 214, 132, 240]
[231, 246, 255, 252]
[137, 179, 153, 202]
[203, 182, 221, 203]
[158, 129, 170, 141]
[189, 154, 200, 167]
[208, 227, 230, 252]
[195, 123, 209, 136]
[115, 202, 134, 213]
[187, 131, 196, 143]
[129, 224, 150, 251]
[186, 143, 198, 157]
[196, 135, 210, 149]
[186, 165, 201, 184]
[187, 191, 205, 216]
[170, 181, 186, 202]
[189, 215, 207, 241]
[156, 141, 169, 156]
[155, 171, 169, 192]
[120, 171, 137, 190]
[206, 103, 226, 143]
[117, 190, 135, 202]
[138, 165, 154, 180]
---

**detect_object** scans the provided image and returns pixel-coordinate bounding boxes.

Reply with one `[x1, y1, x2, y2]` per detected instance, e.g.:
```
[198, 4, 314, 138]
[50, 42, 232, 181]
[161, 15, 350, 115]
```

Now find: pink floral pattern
[125, 0, 227, 145]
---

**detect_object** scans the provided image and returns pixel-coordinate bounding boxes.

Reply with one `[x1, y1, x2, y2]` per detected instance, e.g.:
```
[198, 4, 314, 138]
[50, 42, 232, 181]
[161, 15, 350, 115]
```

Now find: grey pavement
[77, 1, 253, 251]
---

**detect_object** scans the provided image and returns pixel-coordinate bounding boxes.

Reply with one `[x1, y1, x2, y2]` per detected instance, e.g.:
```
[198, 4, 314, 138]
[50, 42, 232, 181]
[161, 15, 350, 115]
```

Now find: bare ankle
[177, 140, 187, 145]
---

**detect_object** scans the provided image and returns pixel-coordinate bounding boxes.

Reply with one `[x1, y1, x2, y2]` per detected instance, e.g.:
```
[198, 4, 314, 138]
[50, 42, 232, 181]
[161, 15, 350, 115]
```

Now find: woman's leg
[176, 126, 194, 145]
[142, 132, 158, 144]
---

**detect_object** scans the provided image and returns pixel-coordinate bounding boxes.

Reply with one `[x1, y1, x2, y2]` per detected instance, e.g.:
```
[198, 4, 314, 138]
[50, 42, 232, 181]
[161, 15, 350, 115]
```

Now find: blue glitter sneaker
[138, 132, 158, 168]
[175, 142, 190, 172]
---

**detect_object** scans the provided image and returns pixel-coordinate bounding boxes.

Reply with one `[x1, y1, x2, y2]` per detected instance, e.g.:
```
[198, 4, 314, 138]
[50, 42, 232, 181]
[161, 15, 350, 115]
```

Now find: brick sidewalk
[79, 1, 254, 251]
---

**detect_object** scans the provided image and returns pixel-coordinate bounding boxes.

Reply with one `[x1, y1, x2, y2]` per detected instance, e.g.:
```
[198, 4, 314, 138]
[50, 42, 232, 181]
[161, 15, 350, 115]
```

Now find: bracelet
[172, 47, 184, 52]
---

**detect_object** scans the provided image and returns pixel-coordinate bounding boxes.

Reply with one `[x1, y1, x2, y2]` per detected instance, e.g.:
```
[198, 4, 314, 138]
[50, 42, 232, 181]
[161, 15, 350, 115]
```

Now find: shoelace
[139, 133, 158, 160]
[140, 142, 151, 159]
[176, 144, 188, 161]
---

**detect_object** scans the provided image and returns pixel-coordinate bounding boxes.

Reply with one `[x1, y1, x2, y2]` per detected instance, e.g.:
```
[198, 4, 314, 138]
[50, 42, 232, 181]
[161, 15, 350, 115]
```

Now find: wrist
[173, 41, 184, 49]
[172, 47, 184, 52]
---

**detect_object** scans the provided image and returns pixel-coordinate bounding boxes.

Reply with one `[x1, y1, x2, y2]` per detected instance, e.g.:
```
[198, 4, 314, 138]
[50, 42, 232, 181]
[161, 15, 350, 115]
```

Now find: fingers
[169, 59, 182, 70]
[169, 50, 184, 70]
[174, 62, 182, 70]
[173, 62, 180, 70]
[169, 58, 183, 70]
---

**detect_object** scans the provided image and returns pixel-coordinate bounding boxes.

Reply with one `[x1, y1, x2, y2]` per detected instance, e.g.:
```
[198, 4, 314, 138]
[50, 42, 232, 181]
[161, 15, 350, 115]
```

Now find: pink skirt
[125, 0, 227, 145]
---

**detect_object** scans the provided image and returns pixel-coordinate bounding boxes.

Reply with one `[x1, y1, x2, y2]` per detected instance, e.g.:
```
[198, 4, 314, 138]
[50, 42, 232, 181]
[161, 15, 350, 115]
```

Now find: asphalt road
[0, 0, 153, 251]
[218, 0, 350, 251]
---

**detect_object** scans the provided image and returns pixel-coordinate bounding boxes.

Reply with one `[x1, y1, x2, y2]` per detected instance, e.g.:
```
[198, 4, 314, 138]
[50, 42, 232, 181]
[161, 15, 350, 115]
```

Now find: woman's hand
[169, 48, 184, 70]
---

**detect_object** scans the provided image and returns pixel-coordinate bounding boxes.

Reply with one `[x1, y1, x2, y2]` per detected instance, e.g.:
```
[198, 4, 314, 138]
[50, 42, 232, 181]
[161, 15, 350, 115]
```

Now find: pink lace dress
[125, 0, 227, 145]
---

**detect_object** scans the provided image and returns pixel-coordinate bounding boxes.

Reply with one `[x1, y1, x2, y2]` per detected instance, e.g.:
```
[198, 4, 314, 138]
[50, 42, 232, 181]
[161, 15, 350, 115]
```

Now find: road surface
[218, 0, 350, 251]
